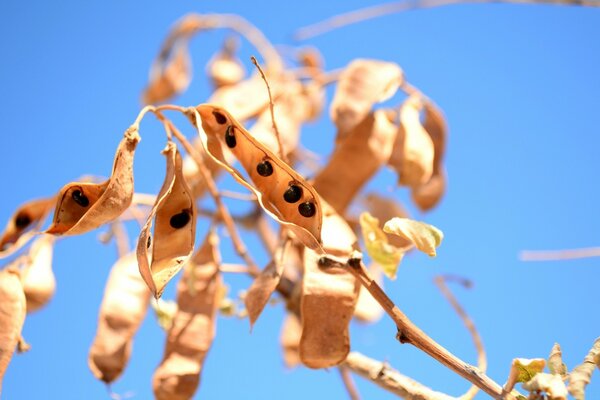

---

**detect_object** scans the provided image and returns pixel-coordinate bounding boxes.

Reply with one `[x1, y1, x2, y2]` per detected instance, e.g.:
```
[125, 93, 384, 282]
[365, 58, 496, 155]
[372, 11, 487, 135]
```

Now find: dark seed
[256, 160, 273, 177]
[72, 189, 89, 207]
[225, 125, 236, 148]
[147, 236, 152, 249]
[212, 110, 227, 125]
[298, 201, 316, 218]
[14, 213, 32, 229]
[283, 185, 303, 203]
[170, 209, 191, 229]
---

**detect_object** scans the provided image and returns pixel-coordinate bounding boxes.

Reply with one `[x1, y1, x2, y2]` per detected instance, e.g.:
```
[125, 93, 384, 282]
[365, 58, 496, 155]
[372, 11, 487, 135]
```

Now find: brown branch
[519, 247, 600, 261]
[338, 364, 362, 400]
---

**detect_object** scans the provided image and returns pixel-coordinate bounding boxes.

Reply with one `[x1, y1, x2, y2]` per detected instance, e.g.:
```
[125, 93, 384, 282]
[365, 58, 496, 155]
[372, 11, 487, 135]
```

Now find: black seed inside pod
[212, 110, 227, 125]
[256, 160, 273, 177]
[283, 185, 303, 203]
[14, 213, 32, 229]
[170, 209, 191, 229]
[298, 201, 316, 218]
[147, 236, 152, 249]
[225, 125, 236, 148]
[72, 189, 90, 207]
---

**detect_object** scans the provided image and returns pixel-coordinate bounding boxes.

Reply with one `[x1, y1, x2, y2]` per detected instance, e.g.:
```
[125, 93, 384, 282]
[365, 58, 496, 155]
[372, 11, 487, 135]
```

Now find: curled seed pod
[388, 95, 435, 188]
[330, 59, 403, 141]
[142, 42, 192, 105]
[206, 37, 246, 88]
[0, 197, 54, 253]
[0, 267, 26, 396]
[313, 110, 397, 214]
[22, 235, 56, 313]
[137, 142, 197, 298]
[280, 314, 302, 369]
[153, 232, 222, 400]
[46, 128, 140, 236]
[88, 252, 151, 384]
[191, 105, 323, 251]
[300, 203, 359, 369]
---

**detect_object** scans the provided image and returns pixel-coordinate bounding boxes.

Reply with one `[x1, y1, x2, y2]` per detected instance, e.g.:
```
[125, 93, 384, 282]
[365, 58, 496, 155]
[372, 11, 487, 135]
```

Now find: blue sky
[1, 1, 599, 399]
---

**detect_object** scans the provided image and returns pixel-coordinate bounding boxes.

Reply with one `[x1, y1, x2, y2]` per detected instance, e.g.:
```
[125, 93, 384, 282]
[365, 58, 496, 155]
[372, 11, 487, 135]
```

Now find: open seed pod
[190, 105, 323, 251]
[0, 267, 26, 396]
[88, 252, 151, 384]
[22, 234, 56, 313]
[137, 142, 197, 298]
[0, 197, 54, 253]
[46, 127, 140, 236]
[142, 41, 192, 105]
[330, 59, 403, 141]
[300, 202, 360, 368]
[153, 231, 222, 400]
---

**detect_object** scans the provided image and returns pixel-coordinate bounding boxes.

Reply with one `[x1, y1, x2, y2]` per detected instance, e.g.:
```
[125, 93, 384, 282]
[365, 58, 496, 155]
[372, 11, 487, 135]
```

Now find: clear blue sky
[1, 1, 599, 399]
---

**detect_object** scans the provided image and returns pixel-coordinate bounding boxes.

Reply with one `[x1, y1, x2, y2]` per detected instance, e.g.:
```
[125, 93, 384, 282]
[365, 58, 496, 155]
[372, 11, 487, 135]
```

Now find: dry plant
[1, 4, 599, 400]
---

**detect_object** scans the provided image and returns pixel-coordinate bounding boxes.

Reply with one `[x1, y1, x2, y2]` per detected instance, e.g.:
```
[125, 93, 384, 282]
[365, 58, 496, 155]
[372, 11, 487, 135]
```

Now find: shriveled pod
[388, 95, 435, 188]
[0, 267, 26, 396]
[280, 314, 302, 368]
[300, 202, 360, 368]
[191, 105, 323, 251]
[313, 110, 397, 214]
[22, 234, 56, 313]
[330, 59, 403, 141]
[0, 197, 54, 252]
[153, 232, 222, 400]
[142, 41, 192, 105]
[137, 142, 197, 298]
[206, 37, 245, 88]
[46, 127, 140, 235]
[88, 252, 151, 384]
[411, 101, 448, 211]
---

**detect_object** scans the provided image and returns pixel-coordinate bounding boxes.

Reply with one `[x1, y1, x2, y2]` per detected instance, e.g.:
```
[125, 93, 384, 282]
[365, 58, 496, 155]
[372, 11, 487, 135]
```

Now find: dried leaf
[88, 252, 151, 384]
[568, 337, 600, 400]
[362, 193, 411, 249]
[509, 358, 546, 385]
[0, 197, 54, 251]
[313, 110, 397, 214]
[300, 205, 359, 368]
[354, 264, 384, 323]
[152, 299, 178, 331]
[383, 217, 443, 257]
[411, 173, 446, 212]
[280, 314, 302, 368]
[0, 267, 26, 396]
[153, 232, 222, 400]
[142, 42, 192, 105]
[46, 128, 140, 235]
[359, 212, 404, 280]
[548, 343, 567, 379]
[191, 105, 323, 251]
[330, 59, 403, 140]
[22, 234, 56, 313]
[137, 142, 197, 298]
[523, 373, 568, 400]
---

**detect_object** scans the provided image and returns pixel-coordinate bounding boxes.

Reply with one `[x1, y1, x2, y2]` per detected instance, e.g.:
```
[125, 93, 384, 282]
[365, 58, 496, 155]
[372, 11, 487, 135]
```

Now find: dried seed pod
[153, 232, 222, 400]
[280, 314, 302, 368]
[46, 128, 140, 235]
[137, 142, 197, 298]
[88, 252, 151, 384]
[191, 105, 323, 251]
[313, 110, 397, 214]
[206, 37, 245, 88]
[388, 95, 435, 188]
[0, 197, 54, 252]
[330, 59, 403, 140]
[22, 234, 56, 313]
[300, 203, 359, 368]
[181, 137, 226, 199]
[142, 42, 192, 105]
[0, 267, 26, 396]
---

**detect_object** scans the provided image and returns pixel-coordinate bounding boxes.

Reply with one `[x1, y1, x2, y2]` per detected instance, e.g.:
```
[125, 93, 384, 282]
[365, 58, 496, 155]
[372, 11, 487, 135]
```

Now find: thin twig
[338, 365, 362, 400]
[110, 220, 130, 259]
[220, 189, 257, 202]
[219, 263, 250, 274]
[519, 247, 600, 261]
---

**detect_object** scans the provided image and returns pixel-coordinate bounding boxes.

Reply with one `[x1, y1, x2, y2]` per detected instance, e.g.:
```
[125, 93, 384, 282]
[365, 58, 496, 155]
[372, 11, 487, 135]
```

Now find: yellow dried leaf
[46, 128, 140, 235]
[22, 234, 56, 313]
[191, 105, 323, 251]
[280, 314, 302, 368]
[0, 197, 54, 252]
[330, 59, 403, 140]
[0, 267, 26, 396]
[142, 42, 192, 105]
[137, 142, 197, 298]
[88, 252, 151, 384]
[153, 231, 222, 400]
[383, 217, 443, 257]
[359, 212, 404, 279]
[509, 358, 546, 384]
[523, 373, 568, 400]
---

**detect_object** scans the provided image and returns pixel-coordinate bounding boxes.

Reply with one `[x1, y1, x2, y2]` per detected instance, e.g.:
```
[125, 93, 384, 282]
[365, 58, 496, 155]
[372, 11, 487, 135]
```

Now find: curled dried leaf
[548, 343, 567, 379]
[191, 105, 323, 251]
[0, 267, 26, 396]
[280, 314, 302, 368]
[88, 252, 151, 384]
[330, 59, 403, 140]
[22, 234, 56, 313]
[362, 193, 411, 249]
[137, 142, 197, 298]
[568, 337, 600, 400]
[359, 212, 404, 280]
[46, 128, 140, 236]
[142, 42, 192, 105]
[523, 373, 568, 400]
[0, 197, 54, 252]
[383, 217, 443, 257]
[153, 232, 222, 400]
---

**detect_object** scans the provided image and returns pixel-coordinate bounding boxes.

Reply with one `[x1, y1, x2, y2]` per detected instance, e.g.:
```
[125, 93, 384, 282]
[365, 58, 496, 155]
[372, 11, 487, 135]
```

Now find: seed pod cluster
[137, 142, 197, 298]
[88, 252, 151, 384]
[0, 197, 54, 254]
[22, 235, 56, 313]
